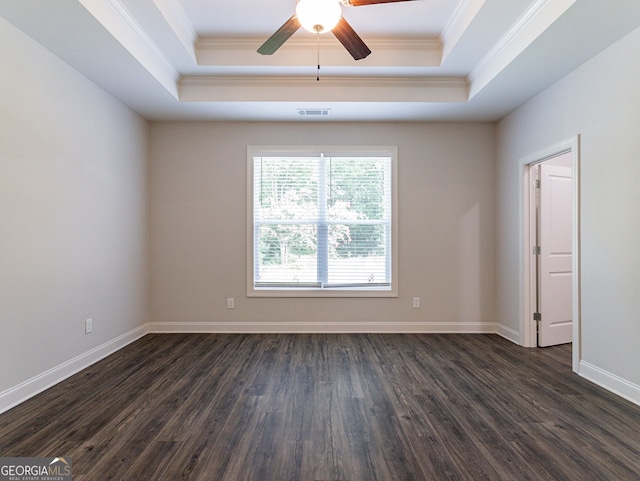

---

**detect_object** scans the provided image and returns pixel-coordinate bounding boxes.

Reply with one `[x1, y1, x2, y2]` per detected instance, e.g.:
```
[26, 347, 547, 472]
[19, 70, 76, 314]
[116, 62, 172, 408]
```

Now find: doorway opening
[520, 137, 580, 371]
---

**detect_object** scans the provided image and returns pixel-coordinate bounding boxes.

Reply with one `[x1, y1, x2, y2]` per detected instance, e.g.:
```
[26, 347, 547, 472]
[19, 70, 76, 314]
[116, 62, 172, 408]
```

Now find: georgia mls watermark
[0, 457, 72, 481]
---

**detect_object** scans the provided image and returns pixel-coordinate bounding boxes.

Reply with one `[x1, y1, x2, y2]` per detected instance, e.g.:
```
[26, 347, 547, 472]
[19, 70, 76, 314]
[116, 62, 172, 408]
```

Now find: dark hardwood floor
[1, 334, 639, 480]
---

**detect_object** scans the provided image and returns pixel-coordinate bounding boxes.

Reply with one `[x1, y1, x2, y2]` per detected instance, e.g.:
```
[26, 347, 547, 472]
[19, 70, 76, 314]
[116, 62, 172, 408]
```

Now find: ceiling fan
[257, 0, 417, 61]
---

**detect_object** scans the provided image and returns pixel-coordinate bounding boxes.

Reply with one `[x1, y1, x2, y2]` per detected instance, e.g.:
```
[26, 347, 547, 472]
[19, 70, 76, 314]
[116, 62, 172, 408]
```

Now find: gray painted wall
[0, 18, 149, 395]
[496, 27, 640, 392]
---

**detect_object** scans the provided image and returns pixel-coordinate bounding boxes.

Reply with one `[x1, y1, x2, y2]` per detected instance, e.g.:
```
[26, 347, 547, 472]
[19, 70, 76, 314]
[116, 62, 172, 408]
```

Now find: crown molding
[441, 0, 486, 61]
[468, 0, 577, 98]
[179, 75, 469, 103]
[196, 37, 442, 67]
[78, 0, 179, 96]
[152, 0, 197, 60]
[99, 0, 178, 74]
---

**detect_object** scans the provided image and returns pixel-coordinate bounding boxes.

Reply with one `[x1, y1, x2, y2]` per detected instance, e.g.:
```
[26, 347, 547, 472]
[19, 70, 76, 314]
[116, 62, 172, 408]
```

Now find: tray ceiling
[1, 0, 639, 121]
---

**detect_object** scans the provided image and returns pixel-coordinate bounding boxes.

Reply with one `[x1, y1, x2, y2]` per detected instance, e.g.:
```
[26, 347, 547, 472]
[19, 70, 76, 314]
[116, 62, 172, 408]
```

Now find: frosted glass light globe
[296, 0, 342, 34]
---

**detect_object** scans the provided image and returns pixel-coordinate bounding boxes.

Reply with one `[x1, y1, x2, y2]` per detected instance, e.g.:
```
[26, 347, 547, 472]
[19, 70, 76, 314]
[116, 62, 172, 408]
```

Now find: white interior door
[537, 157, 573, 347]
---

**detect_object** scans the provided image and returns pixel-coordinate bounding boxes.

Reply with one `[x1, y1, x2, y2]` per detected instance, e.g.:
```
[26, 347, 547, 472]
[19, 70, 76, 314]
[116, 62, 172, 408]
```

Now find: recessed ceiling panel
[179, 0, 460, 37]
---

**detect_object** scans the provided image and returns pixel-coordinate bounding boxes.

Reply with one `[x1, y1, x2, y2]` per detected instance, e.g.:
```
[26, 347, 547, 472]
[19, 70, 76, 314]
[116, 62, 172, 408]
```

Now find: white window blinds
[251, 149, 394, 291]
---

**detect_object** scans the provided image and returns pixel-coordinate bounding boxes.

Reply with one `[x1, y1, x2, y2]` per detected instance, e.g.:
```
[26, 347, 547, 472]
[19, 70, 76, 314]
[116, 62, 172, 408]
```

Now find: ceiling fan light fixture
[296, 0, 342, 34]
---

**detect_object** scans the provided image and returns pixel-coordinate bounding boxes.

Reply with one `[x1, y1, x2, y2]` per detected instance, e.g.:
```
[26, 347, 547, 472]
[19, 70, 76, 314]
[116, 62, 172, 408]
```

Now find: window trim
[247, 145, 398, 298]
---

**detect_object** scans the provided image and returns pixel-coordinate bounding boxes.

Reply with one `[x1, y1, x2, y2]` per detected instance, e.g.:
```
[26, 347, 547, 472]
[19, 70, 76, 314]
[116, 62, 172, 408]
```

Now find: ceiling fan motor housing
[296, 0, 342, 34]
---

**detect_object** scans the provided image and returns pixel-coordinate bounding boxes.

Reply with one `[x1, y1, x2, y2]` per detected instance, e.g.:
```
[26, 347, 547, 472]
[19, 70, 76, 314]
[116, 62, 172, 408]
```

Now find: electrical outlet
[85, 318, 93, 334]
[412, 297, 420, 308]
[227, 298, 235, 309]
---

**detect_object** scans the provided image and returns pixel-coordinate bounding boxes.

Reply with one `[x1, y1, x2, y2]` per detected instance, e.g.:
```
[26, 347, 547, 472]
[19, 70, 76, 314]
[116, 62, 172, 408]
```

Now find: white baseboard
[148, 320, 497, 334]
[579, 360, 640, 407]
[0, 325, 148, 415]
[495, 323, 521, 345]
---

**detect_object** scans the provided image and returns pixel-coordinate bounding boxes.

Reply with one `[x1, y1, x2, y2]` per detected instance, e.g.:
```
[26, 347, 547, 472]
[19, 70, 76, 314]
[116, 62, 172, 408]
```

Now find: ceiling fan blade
[346, 0, 416, 5]
[332, 17, 371, 60]
[257, 15, 301, 55]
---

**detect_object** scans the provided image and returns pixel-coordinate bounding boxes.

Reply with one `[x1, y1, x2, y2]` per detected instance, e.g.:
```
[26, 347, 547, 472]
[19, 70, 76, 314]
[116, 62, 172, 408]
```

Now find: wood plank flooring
[1, 334, 639, 480]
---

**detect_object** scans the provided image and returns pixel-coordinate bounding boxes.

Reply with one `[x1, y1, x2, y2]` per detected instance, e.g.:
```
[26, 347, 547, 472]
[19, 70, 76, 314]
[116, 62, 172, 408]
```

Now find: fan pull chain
[316, 33, 320, 81]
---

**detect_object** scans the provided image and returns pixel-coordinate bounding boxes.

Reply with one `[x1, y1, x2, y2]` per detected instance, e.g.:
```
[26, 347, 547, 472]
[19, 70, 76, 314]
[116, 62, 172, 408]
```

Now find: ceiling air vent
[297, 108, 330, 117]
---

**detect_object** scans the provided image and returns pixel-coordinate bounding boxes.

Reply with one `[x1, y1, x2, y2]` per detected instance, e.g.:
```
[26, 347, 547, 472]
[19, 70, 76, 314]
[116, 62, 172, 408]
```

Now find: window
[248, 146, 398, 297]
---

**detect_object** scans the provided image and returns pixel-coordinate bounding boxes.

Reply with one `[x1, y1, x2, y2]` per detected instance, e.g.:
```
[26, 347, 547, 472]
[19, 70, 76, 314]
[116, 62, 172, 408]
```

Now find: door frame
[519, 135, 581, 371]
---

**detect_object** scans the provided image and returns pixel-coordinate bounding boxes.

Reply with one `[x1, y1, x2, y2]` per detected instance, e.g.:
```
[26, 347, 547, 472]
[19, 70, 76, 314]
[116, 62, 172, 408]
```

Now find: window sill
[247, 287, 398, 298]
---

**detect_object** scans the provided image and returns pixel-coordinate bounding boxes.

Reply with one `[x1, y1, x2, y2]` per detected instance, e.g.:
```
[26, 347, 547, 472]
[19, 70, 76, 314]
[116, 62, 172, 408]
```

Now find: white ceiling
[2, 0, 639, 122]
